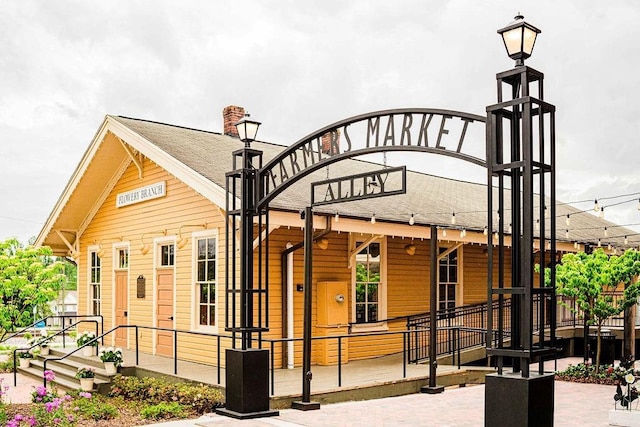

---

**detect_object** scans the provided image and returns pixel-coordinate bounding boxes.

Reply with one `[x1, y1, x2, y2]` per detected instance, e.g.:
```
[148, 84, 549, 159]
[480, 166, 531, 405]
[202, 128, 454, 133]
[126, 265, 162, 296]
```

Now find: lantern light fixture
[497, 14, 541, 67]
[235, 112, 261, 147]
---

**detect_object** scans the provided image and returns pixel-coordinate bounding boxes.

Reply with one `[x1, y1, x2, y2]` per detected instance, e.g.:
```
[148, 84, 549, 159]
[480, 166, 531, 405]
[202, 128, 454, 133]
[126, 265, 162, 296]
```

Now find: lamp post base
[215, 348, 279, 419]
[485, 372, 554, 427]
[421, 385, 445, 394]
[292, 400, 321, 411]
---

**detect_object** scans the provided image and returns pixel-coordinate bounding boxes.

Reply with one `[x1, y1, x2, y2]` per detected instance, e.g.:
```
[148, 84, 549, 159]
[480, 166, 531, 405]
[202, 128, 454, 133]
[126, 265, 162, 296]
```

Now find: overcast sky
[1, 1, 639, 243]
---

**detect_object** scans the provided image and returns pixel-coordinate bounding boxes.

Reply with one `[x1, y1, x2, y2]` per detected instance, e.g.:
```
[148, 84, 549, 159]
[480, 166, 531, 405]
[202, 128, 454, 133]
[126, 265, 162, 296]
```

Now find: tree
[554, 249, 640, 372]
[0, 238, 66, 340]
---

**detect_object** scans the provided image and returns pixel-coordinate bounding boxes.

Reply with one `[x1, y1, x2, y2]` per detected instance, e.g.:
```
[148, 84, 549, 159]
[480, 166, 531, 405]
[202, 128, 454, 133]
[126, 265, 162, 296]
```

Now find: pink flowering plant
[31, 370, 59, 404]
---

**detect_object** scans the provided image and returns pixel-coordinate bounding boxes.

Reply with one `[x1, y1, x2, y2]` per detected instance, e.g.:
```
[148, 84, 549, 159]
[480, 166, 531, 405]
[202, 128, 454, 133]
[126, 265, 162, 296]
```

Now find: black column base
[292, 400, 321, 411]
[215, 348, 279, 419]
[421, 385, 445, 394]
[485, 372, 554, 427]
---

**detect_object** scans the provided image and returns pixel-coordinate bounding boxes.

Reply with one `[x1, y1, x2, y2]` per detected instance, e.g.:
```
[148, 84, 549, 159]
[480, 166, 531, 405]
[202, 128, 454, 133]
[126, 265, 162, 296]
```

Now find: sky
[1, 0, 640, 244]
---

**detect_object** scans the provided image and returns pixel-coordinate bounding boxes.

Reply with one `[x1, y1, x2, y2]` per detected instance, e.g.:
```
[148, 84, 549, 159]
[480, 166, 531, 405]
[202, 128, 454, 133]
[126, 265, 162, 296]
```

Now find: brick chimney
[321, 129, 340, 155]
[223, 105, 245, 137]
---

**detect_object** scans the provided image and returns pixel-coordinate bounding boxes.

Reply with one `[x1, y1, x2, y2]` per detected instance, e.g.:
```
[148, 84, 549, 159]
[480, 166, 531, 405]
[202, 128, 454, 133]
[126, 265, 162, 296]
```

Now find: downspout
[286, 242, 295, 369]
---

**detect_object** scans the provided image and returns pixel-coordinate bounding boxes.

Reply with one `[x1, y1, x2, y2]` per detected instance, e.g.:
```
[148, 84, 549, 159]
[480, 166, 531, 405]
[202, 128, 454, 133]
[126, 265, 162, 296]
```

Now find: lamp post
[485, 15, 556, 427]
[217, 112, 279, 419]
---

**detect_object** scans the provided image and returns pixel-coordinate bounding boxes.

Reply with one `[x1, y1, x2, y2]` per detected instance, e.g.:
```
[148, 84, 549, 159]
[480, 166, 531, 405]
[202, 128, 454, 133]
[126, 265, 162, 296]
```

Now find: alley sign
[311, 166, 406, 207]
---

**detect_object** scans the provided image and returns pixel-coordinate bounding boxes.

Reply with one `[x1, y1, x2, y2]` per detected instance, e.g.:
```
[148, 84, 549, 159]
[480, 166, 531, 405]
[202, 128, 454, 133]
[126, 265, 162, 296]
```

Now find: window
[90, 251, 101, 315]
[196, 237, 217, 327]
[438, 247, 458, 313]
[160, 244, 175, 266]
[354, 240, 382, 324]
[117, 248, 129, 269]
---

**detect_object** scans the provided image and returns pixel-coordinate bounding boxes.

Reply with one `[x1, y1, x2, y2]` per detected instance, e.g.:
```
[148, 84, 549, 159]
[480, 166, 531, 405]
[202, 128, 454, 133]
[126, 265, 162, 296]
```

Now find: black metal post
[292, 207, 321, 410]
[422, 225, 444, 394]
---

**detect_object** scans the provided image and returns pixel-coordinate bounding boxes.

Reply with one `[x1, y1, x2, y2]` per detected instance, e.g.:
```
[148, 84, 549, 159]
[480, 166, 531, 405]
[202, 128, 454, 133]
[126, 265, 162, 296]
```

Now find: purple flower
[44, 370, 56, 381]
[14, 414, 24, 421]
[28, 416, 37, 426]
[36, 385, 48, 396]
[79, 391, 92, 399]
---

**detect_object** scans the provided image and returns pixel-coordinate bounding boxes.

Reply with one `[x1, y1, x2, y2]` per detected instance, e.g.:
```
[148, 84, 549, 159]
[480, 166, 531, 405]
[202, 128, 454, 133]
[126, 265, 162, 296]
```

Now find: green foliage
[0, 238, 66, 340]
[72, 392, 118, 421]
[547, 248, 640, 371]
[110, 375, 224, 413]
[0, 351, 15, 372]
[140, 401, 187, 420]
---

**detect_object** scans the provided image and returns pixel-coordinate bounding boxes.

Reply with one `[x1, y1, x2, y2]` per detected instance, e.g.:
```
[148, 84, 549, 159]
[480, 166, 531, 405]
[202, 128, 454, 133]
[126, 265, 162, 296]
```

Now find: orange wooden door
[114, 271, 128, 347]
[156, 269, 174, 356]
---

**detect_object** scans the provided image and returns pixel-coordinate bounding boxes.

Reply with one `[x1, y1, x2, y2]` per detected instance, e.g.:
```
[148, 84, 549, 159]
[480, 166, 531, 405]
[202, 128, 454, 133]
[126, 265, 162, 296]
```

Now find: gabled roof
[36, 114, 633, 255]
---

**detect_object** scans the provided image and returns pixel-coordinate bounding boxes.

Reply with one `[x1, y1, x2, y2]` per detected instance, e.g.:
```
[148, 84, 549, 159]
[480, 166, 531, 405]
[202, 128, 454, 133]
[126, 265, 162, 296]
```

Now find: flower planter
[19, 358, 30, 369]
[82, 346, 96, 357]
[40, 346, 50, 356]
[79, 378, 95, 390]
[104, 361, 117, 375]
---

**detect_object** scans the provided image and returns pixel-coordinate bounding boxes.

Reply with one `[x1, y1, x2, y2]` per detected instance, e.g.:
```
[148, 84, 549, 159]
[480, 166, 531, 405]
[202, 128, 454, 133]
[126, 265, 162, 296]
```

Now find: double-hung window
[352, 237, 386, 328]
[89, 251, 101, 315]
[194, 232, 217, 329]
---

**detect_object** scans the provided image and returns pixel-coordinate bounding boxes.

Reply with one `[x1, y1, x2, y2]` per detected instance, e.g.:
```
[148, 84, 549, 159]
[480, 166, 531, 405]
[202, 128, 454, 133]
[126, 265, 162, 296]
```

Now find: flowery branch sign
[116, 181, 166, 208]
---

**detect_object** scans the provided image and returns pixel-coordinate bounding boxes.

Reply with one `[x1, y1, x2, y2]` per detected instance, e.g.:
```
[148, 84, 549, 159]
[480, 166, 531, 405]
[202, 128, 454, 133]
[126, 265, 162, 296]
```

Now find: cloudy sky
[1, 1, 639, 243]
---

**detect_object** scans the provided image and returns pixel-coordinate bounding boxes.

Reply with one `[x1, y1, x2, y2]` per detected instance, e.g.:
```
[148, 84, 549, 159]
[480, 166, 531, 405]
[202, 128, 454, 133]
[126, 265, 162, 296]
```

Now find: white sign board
[116, 181, 166, 208]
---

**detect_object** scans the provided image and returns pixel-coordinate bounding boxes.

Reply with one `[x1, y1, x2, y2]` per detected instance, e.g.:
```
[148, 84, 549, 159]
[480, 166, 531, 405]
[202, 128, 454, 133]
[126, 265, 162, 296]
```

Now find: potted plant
[76, 331, 98, 356]
[75, 366, 95, 390]
[37, 329, 51, 356]
[98, 347, 123, 375]
[17, 350, 33, 368]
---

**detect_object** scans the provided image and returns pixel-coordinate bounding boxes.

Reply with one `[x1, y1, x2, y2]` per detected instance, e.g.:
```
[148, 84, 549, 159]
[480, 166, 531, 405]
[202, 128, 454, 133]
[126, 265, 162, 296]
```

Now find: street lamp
[235, 113, 261, 146]
[497, 14, 541, 66]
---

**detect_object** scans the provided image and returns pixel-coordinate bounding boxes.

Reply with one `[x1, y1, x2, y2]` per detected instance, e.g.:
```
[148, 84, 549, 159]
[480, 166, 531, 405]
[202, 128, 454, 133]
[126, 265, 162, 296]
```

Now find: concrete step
[17, 348, 118, 395]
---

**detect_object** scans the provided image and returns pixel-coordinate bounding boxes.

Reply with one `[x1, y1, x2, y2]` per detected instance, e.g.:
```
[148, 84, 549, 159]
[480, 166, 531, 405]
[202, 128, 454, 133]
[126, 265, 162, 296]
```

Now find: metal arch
[257, 108, 487, 209]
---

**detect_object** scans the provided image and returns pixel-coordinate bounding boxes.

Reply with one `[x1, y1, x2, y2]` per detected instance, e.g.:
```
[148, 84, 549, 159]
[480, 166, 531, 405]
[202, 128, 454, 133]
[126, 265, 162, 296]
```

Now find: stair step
[18, 365, 109, 393]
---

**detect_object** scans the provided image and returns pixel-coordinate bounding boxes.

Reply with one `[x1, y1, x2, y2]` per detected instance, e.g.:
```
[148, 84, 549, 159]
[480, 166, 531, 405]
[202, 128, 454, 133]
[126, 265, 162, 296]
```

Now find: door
[114, 271, 128, 347]
[156, 269, 174, 356]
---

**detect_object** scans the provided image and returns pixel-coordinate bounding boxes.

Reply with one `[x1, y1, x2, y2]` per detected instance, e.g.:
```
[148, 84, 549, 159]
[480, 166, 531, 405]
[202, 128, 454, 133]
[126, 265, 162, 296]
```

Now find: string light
[638, 199, 640, 211]
[598, 239, 602, 247]
[604, 227, 608, 237]
[334, 212, 339, 222]
[494, 231, 499, 240]
[565, 230, 569, 239]
[544, 205, 549, 218]
[625, 236, 629, 245]
[599, 207, 605, 218]
[574, 241, 578, 249]
[535, 219, 540, 231]
[371, 213, 376, 224]
[508, 223, 512, 234]
[566, 215, 570, 226]
[608, 244, 612, 251]
[451, 212, 456, 225]
[409, 213, 415, 226]
[442, 228, 447, 237]
[460, 228, 466, 238]
[594, 199, 600, 212]
[483, 226, 488, 236]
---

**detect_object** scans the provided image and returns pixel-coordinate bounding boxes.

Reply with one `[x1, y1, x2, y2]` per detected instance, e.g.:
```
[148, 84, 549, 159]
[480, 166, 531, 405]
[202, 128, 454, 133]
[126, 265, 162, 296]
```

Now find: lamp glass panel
[236, 123, 247, 141]
[522, 27, 537, 55]
[503, 26, 524, 56]
[244, 122, 259, 141]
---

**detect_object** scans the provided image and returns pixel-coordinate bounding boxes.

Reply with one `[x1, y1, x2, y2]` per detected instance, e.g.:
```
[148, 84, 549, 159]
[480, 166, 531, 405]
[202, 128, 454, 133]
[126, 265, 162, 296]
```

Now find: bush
[110, 375, 224, 413]
[140, 402, 187, 420]
[73, 392, 119, 421]
[555, 362, 633, 385]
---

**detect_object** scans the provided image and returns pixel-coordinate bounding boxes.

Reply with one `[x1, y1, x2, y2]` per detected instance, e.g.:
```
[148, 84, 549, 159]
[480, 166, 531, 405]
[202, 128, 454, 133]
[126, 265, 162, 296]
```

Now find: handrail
[15, 319, 99, 386]
[1, 314, 104, 345]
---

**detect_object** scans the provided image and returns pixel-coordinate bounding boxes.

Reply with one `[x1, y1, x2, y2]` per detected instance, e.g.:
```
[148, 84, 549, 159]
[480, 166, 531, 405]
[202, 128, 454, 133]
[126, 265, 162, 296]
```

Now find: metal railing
[0, 314, 103, 346]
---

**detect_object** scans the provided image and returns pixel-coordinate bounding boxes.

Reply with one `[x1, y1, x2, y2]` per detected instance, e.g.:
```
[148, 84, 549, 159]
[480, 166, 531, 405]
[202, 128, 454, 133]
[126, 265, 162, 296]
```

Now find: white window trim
[190, 229, 219, 333]
[349, 234, 388, 333]
[437, 244, 464, 308]
[87, 244, 100, 316]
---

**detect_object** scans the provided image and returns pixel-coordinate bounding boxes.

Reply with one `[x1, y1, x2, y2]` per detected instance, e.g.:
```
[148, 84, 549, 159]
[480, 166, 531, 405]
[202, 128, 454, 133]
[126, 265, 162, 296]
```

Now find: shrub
[98, 347, 123, 366]
[76, 331, 97, 347]
[140, 402, 187, 420]
[73, 392, 119, 421]
[110, 375, 224, 413]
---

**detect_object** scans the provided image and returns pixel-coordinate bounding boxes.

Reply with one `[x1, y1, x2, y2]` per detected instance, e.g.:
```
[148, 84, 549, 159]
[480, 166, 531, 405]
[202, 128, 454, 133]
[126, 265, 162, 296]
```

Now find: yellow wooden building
[35, 106, 630, 369]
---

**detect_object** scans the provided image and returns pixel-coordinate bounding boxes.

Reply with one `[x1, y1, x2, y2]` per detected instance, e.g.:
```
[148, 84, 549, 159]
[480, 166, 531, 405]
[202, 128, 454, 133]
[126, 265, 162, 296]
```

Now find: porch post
[292, 207, 321, 410]
[422, 224, 444, 394]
